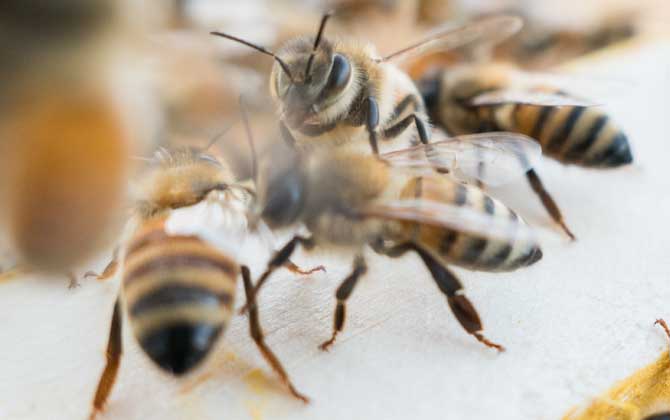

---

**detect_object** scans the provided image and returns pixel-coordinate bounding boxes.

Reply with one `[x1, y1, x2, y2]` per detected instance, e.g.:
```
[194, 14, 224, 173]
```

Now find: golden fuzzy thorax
[136, 149, 234, 218]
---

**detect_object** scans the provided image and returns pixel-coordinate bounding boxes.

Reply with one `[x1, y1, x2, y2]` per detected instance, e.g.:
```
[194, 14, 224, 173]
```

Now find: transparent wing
[381, 133, 542, 186]
[360, 199, 535, 243]
[379, 15, 523, 64]
[470, 89, 600, 107]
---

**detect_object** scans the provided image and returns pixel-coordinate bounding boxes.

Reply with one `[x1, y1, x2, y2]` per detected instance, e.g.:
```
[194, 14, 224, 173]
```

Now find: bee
[419, 61, 633, 239]
[566, 319, 670, 420]
[0, 0, 157, 279]
[0, 88, 134, 282]
[210, 14, 522, 155]
[87, 140, 313, 419]
[244, 132, 544, 352]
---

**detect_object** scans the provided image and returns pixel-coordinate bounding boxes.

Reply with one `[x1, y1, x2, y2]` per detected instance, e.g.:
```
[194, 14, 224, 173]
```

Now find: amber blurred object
[0, 89, 131, 272]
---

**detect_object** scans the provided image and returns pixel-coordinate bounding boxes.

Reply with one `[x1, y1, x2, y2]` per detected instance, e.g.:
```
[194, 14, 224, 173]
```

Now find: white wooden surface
[1, 40, 670, 420]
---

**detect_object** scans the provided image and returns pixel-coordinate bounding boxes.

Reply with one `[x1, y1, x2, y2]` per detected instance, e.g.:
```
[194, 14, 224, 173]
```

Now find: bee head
[272, 36, 353, 128]
[254, 144, 307, 229]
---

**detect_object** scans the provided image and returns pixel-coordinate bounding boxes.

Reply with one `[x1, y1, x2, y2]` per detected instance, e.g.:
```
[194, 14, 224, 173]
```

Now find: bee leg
[655, 318, 670, 341]
[365, 96, 380, 154]
[283, 260, 326, 276]
[279, 121, 297, 149]
[89, 299, 123, 420]
[319, 255, 367, 351]
[239, 235, 315, 314]
[525, 168, 576, 240]
[242, 266, 309, 403]
[374, 241, 504, 352]
[67, 271, 80, 289]
[84, 247, 119, 281]
[414, 246, 505, 351]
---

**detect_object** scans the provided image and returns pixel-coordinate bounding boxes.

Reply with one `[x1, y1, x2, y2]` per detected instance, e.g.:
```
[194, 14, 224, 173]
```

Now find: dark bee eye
[324, 54, 351, 93]
[261, 169, 305, 227]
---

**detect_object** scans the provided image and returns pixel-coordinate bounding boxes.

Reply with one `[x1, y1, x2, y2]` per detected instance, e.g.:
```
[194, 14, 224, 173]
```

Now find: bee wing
[470, 89, 600, 107]
[381, 133, 542, 186]
[360, 199, 535, 243]
[379, 15, 523, 64]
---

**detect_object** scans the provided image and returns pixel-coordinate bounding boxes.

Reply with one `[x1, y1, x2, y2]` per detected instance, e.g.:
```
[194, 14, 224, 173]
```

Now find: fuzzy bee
[211, 14, 522, 155]
[86, 141, 316, 418]
[418, 61, 633, 239]
[243, 131, 544, 352]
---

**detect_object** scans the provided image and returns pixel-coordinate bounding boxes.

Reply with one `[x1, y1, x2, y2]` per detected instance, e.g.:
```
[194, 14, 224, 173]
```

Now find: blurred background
[1, 1, 670, 419]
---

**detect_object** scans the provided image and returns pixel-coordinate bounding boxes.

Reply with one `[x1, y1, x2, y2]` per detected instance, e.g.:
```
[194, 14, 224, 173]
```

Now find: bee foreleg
[89, 298, 123, 419]
[382, 113, 431, 145]
[655, 318, 670, 342]
[319, 254, 367, 352]
[242, 266, 309, 403]
[525, 168, 576, 240]
[365, 96, 380, 154]
[84, 248, 120, 282]
[283, 260, 326, 276]
[240, 235, 315, 314]
[413, 245, 505, 352]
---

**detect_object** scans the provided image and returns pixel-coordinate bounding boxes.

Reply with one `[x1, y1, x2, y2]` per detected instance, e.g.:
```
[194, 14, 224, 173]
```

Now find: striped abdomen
[484, 102, 633, 168]
[122, 218, 238, 375]
[399, 177, 542, 272]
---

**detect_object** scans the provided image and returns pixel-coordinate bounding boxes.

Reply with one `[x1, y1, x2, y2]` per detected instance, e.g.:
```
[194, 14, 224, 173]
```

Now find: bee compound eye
[325, 54, 351, 93]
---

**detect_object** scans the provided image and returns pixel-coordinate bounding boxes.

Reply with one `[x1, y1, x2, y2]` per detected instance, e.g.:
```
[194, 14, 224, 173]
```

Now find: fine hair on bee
[418, 60, 633, 240]
[86, 108, 313, 419]
[243, 130, 545, 353]
[210, 13, 520, 156]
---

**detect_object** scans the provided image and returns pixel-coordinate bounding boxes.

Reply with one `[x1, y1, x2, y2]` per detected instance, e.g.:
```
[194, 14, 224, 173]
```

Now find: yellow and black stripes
[487, 101, 632, 168]
[400, 177, 542, 273]
[122, 218, 238, 375]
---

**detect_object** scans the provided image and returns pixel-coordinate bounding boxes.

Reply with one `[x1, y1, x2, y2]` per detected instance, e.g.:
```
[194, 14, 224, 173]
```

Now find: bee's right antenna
[210, 31, 294, 83]
[238, 96, 258, 188]
[304, 11, 333, 80]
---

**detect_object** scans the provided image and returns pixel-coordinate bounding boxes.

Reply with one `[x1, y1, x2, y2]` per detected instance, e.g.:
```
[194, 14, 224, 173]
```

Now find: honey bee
[211, 14, 522, 155]
[87, 142, 312, 418]
[419, 61, 633, 239]
[244, 132, 544, 352]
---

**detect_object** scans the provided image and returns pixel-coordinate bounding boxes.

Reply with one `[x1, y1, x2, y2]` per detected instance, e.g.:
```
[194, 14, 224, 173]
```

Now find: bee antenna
[210, 31, 294, 83]
[203, 118, 238, 152]
[304, 11, 333, 80]
[238, 96, 258, 187]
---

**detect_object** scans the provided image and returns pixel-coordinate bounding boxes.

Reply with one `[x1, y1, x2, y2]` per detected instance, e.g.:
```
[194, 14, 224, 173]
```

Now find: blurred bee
[211, 14, 522, 155]
[87, 135, 314, 418]
[0, 0, 156, 279]
[244, 132, 545, 352]
[0, 89, 134, 284]
[419, 61, 633, 239]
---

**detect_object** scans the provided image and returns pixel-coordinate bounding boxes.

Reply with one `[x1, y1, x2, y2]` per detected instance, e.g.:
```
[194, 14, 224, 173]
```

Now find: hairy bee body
[121, 216, 238, 374]
[271, 38, 430, 154]
[286, 150, 540, 273]
[397, 177, 542, 272]
[421, 63, 633, 168]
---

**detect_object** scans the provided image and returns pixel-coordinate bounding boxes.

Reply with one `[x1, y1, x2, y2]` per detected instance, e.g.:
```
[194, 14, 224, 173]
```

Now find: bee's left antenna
[210, 31, 294, 83]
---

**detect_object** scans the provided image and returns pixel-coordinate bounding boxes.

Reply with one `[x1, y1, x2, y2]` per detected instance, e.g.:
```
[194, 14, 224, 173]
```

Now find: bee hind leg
[319, 254, 367, 352]
[89, 299, 123, 420]
[374, 241, 504, 352]
[242, 266, 309, 403]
